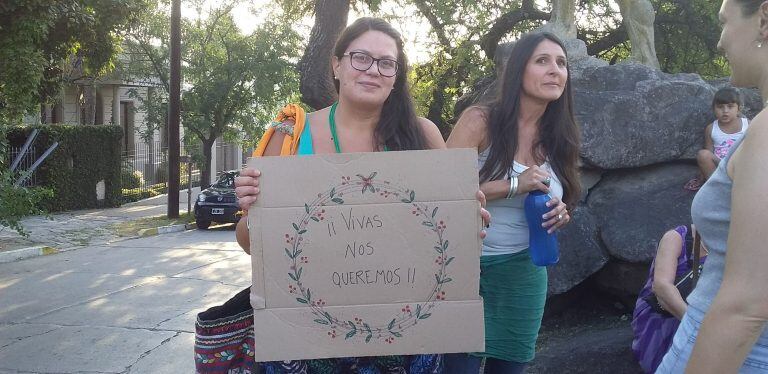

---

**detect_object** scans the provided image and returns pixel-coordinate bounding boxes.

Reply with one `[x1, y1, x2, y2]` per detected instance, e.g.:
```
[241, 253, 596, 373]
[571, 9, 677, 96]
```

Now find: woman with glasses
[231, 17, 489, 373]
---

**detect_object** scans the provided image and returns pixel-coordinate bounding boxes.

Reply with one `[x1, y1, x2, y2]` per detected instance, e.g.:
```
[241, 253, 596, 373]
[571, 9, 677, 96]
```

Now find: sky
[180, 0, 435, 63]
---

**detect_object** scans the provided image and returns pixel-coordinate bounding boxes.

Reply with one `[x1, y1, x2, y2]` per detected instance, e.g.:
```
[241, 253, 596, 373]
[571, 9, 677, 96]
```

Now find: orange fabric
[252, 104, 306, 157]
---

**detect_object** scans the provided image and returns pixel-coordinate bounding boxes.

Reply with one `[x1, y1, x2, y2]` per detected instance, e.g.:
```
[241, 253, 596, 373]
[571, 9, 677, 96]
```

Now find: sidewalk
[0, 187, 202, 261]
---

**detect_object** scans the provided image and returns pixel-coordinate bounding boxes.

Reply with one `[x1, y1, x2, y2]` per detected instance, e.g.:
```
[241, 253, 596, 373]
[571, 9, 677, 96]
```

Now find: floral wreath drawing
[283, 172, 453, 344]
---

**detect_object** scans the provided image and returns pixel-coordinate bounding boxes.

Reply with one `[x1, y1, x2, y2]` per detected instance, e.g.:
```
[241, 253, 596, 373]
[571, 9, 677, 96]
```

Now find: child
[685, 87, 749, 190]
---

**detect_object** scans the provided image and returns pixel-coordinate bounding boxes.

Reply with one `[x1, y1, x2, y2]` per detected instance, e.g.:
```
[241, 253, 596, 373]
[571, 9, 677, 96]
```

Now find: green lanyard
[329, 102, 389, 153]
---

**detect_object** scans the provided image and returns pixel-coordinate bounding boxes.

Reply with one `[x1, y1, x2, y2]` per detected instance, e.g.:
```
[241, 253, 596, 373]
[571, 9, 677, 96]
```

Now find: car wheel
[196, 220, 211, 230]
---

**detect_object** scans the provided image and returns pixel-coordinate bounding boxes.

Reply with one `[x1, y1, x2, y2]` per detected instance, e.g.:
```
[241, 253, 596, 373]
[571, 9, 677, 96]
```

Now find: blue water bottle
[524, 188, 560, 266]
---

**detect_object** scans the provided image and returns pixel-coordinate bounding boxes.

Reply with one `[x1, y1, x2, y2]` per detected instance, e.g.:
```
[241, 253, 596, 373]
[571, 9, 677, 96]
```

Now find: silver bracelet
[506, 176, 518, 199]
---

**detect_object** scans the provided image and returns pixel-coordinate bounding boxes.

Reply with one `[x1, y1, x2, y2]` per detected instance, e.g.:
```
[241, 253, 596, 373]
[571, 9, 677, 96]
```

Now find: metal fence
[8, 145, 40, 187]
[120, 141, 201, 203]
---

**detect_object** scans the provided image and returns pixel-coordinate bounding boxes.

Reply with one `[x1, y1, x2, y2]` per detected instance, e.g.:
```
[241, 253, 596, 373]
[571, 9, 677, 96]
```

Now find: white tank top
[478, 147, 564, 256]
[711, 117, 748, 159]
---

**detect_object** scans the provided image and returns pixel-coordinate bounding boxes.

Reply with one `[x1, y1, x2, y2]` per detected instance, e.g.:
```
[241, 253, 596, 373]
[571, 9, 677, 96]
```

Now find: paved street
[0, 226, 249, 373]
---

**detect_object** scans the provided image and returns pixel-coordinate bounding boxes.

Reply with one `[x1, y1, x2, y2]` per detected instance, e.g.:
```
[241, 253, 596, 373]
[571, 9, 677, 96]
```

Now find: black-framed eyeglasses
[342, 51, 399, 77]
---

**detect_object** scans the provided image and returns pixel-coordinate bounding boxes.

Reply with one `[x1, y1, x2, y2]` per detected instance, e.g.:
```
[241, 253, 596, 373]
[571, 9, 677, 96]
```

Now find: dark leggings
[443, 353, 528, 374]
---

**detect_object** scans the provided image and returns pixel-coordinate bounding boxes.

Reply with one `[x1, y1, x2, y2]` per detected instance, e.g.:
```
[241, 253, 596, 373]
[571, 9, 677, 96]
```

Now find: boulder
[548, 206, 608, 295]
[594, 260, 651, 305]
[587, 162, 697, 262]
[575, 66, 714, 169]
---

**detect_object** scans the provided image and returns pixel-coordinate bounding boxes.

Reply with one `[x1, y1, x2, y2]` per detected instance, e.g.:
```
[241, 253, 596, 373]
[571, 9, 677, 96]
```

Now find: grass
[112, 212, 195, 237]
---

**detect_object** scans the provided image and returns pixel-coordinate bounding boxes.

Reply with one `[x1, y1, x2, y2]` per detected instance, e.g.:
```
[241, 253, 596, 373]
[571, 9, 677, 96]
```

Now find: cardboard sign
[248, 149, 484, 361]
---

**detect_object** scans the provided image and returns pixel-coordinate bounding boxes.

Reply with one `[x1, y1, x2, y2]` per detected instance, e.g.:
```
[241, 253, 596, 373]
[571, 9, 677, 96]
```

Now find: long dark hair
[332, 17, 427, 151]
[478, 32, 581, 207]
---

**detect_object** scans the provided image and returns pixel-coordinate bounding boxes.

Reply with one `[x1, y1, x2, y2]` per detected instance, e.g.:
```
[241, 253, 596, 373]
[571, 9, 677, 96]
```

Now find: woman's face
[333, 30, 399, 107]
[521, 40, 568, 103]
[718, 0, 766, 87]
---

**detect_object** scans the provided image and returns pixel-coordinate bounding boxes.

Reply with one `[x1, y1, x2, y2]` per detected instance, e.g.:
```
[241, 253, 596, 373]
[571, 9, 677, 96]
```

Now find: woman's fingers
[235, 168, 261, 212]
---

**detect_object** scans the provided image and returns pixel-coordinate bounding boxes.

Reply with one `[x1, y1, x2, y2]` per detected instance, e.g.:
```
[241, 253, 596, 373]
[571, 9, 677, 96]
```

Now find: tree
[125, 1, 301, 188]
[0, 0, 149, 129]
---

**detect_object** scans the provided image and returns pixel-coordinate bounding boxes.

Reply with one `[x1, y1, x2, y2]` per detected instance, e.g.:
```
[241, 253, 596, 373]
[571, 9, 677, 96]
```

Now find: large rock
[594, 260, 651, 305]
[575, 64, 714, 169]
[587, 162, 697, 262]
[548, 206, 608, 295]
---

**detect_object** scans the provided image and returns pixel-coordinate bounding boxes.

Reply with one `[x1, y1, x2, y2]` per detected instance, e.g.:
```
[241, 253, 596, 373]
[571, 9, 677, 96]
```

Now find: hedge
[8, 124, 123, 211]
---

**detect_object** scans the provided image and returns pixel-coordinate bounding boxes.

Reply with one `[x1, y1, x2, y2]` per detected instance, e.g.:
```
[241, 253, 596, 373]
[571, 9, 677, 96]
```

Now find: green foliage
[652, 0, 729, 79]
[120, 160, 144, 189]
[7, 124, 123, 211]
[0, 0, 150, 126]
[124, 2, 301, 185]
[0, 169, 53, 237]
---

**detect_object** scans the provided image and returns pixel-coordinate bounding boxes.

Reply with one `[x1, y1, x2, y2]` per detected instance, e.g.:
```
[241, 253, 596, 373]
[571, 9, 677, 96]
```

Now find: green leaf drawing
[311, 217, 320, 222]
[345, 330, 356, 340]
[440, 278, 453, 284]
[292, 223, 299, 231]
[314, 319, 330, 325]
[297, 267, 303, 279]
[419, 313, 431, 320]
[422, 221, 434, 227]
[364, 323, 372, 334]
[410, 190, 415, 201]
[348, 321, 357, 332]
[305, 203, 310, 213]
[392, 332, 402, 337]
[442, 240, 449, 250]
[285, 248, 293, 259]
[388, 318, 396, 330]
[435, 273, 440, 283]
[445, 257, 455, 266]
[289, 273, 297, 281]
[432, 207, 438, 218]
[306, 288, 311, 301]
[365, 334, 373, 343]
[415, 304, 422, 317]
[331, 197, 344, 204]
[298, 229, 307, 234]
[324, 312, 333, 322]
[330, 187, 336, 198]
[369, 172, 377, 179]
[296, 298, 308, 304]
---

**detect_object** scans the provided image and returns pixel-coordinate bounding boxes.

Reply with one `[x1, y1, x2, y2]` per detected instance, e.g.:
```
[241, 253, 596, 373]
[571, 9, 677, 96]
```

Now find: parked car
[194, 170, 241, 229]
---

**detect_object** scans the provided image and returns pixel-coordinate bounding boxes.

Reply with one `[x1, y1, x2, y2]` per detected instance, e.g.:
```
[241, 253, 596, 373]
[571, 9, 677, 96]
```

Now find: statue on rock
[542, 0, 577, 40]
[618, 0, 660, 69]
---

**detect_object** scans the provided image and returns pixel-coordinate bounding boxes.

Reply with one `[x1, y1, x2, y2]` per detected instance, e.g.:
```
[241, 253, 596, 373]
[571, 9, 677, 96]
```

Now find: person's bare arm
[685, 111, 768, 373]
[418, 117, 447, 150]
[652, 230, 687, 320]
[703, 123, 714, 153]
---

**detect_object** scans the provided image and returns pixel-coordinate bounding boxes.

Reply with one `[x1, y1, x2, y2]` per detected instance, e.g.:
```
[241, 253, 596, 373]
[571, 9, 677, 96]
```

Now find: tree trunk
[81, 83, 96, 125]
[297, 0, 350, 110]
[201, 137, 215, 189]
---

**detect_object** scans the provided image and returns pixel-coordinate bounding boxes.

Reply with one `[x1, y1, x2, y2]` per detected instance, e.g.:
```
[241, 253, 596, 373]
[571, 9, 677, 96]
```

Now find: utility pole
[167, 0, 181, 218]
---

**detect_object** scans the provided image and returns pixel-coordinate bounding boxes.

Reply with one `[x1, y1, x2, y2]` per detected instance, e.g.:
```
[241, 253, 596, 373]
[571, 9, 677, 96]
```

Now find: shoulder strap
[692, 227, 702, 287]
[252, 104, 307, 157]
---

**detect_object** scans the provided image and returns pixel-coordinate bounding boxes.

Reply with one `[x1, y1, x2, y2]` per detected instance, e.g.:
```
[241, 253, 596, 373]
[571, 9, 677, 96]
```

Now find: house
[25, 69, 243, 186]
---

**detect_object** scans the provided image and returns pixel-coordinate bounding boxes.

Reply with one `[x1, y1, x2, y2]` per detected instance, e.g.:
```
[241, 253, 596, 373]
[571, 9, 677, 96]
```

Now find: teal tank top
[297, 117, 314, 155]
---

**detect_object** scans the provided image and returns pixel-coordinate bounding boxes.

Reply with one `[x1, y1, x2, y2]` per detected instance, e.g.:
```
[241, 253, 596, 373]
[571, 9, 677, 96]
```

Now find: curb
[138, 222, 197, 237]
[1, 222, 196, 264]
[0, 245, 64, 264]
